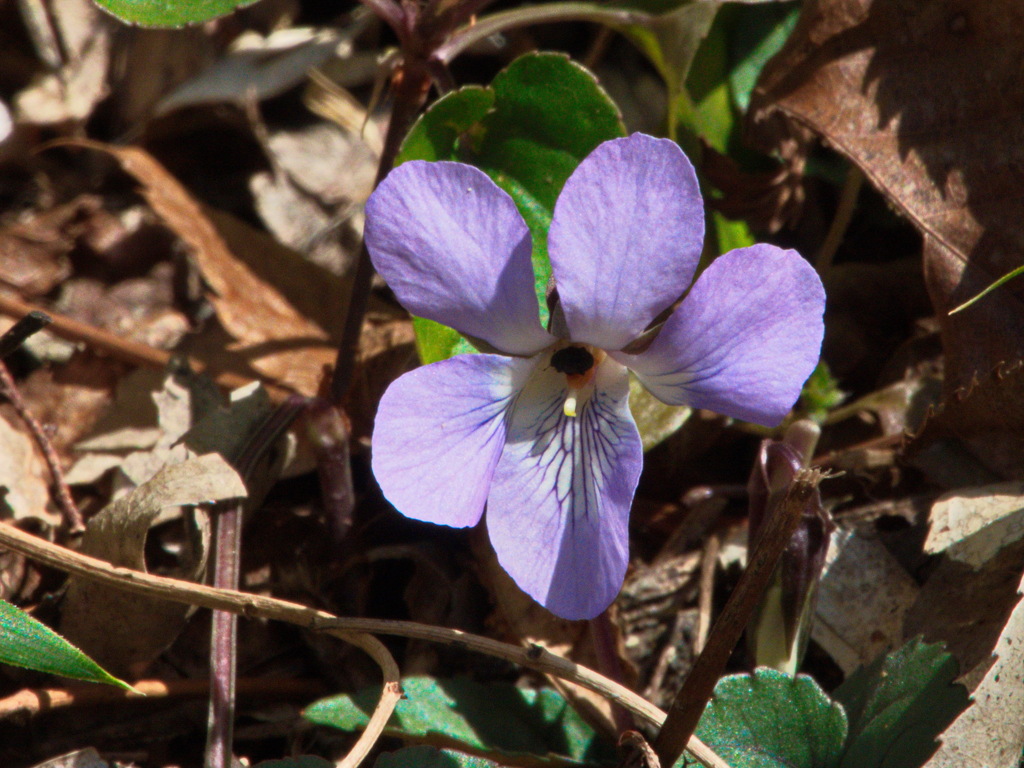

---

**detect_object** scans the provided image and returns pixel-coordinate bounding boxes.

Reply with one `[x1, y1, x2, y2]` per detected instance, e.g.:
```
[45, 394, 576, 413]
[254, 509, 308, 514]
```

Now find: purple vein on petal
[487, 359, 641, 620]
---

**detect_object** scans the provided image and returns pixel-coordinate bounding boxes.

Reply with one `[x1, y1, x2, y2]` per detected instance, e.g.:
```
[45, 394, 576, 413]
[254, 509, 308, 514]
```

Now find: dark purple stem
[330, 61, 434, 406]
[306, 398, 356, 541]
[204, 396, 308, 768]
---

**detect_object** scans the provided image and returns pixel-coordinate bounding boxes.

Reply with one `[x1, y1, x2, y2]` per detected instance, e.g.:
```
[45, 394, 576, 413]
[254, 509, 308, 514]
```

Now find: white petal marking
[486, 358, 642, 619]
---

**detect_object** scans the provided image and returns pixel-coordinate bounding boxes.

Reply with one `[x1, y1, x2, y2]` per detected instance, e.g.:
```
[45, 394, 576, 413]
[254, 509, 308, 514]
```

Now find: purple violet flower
[365, 133, 825, 620]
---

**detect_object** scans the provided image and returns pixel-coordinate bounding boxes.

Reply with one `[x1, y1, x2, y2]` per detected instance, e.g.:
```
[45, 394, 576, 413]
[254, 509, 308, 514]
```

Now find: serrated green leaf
[397, 52, 625, 364]
[304, 676, 615, 766]
[92, 0, 260, 27]
[833, 637, 970, 768]
[375, 746, 500, 768]
[0, 599, 132, 689]
[694, 668, 847, 768]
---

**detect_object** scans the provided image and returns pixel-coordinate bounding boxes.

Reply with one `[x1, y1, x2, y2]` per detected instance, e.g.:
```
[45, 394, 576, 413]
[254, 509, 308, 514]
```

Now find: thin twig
[815, 165, 863, 276]
[0, 310, 51, 359]
[0, 359, 84, 533]
[0, 522, 730, 768]
[588, 610, 633, 734]
[0, 292, 293, 403]
[0, 677, 326, 720]
[652, 469, 824, 768]
[693, 532, 721, 655]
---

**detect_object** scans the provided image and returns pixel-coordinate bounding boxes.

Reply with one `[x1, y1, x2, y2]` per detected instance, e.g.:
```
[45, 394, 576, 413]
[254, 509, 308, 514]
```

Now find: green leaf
[833, 637, 970, 768]
[91, 0, 260, 27]
[304, 676, 615, 766]
[397, 52, 625, 364]
[375, 746, 500, 768]
[727, 3, 801, 114]
[253, 758, 333, 768]
[0, 599, 133, 689]
[694, 668, 847, 768]
[801, 361, 846, 422]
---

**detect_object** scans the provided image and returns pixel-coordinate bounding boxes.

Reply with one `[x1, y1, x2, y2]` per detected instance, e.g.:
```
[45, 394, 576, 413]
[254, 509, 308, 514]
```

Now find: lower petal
[486, 358, 642, 620]
[616, 245, 825, 426]
[372, 354, 534, 528]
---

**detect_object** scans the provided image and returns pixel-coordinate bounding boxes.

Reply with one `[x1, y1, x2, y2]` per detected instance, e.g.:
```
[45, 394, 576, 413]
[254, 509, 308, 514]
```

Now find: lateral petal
[487, 358, 642, 620]
[617, 245, 825, 426]
[366, 161, 554, 355]
[372, 354, 535, 528]
[548, 134, 704, 350]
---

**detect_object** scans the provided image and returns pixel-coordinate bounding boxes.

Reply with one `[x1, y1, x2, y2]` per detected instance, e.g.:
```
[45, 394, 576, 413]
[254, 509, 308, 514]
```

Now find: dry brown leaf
[749, 0, 1024, 390]
[59, 454, 246, 676]
[13, 0, 112, 125]
[926, 483, 1024, 567]
[812, 529, 918, 675]
[923, 571, 1024, 768]
[904, 535, 1024, 686]
[909, 361, 1024, 481]
[62, 140, 337, 397]
[0, 412, 54, 526]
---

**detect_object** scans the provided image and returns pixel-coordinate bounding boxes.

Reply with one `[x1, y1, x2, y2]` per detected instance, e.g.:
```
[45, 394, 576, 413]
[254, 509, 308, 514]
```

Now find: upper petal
[616, 245, 825, 426]
[372, 354, 535, 528]
[548, 134, 704, 350]
[365, 161, 554, 355]
[486, 357, 642, 620]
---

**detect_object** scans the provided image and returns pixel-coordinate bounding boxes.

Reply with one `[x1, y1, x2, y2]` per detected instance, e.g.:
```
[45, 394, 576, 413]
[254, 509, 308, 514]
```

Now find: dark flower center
[550, 346, 595, 376]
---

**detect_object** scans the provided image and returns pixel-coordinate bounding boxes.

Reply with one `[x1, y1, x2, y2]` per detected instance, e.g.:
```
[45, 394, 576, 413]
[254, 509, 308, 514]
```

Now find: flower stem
[204, 396, 307, 768]
[652, 468, 825, 768]
[330, 61, 434, 406]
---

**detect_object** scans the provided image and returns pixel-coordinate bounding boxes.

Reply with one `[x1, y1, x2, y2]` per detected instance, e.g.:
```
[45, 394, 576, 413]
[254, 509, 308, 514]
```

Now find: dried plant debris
[0, 412, 55, 525]
[922, 570, 1024, 768]
[909, 360, 1024, 483]
[59, 454, 245, 677]
[750, 0, 1024, 390]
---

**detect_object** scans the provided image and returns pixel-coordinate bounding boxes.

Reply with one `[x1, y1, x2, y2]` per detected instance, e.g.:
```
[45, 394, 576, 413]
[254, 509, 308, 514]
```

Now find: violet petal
[366, 161, 554, 355]
[617, 245, 825, 426]
[372, 354, 534, 528]
[548, 134, 704, 350]
[487, 357, 642, 620]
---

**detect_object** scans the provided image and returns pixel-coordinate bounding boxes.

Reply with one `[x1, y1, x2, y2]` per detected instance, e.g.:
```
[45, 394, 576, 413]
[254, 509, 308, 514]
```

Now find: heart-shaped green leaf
[694, 668, 847, 768]
[305, 676, 614, 765]
[92, 0, 260, 27]
[833, 637, 969, 768]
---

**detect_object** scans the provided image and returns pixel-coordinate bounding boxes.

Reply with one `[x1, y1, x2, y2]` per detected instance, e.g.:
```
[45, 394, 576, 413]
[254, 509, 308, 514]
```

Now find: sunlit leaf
[694, 668, 847, 768]
[304, 676, 614, 765]
[92, 0, 260, 27]
[375, 746, 500, 768]
[0, 599, 133, 690]
[833, 637, 969, 768]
